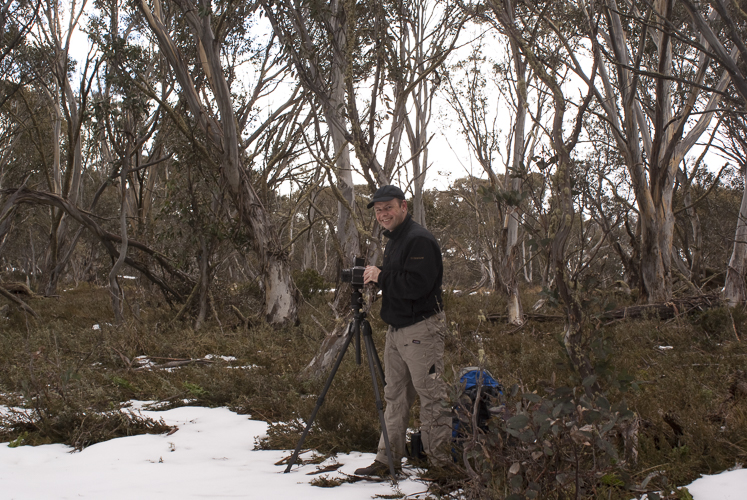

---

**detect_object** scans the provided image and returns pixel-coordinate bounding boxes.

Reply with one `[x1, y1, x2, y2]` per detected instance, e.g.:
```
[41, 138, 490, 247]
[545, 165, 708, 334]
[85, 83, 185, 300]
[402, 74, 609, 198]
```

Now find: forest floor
[0, 281, 746, 499]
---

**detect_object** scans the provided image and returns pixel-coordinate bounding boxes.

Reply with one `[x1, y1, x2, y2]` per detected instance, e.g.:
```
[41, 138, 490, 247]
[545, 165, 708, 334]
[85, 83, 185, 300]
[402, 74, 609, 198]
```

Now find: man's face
[374, 199, 407, 231]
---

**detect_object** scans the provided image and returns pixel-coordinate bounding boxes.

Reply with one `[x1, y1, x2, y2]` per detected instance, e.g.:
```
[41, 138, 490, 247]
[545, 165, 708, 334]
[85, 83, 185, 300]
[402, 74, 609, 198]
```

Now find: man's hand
[364, 266, 381, 284]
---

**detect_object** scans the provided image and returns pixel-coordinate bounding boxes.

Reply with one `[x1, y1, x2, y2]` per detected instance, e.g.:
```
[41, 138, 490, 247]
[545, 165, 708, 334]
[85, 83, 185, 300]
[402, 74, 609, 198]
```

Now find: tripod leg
[362, 321, 397, 481]
[284, 323, 354, 473]
[369, 334, 386, 386]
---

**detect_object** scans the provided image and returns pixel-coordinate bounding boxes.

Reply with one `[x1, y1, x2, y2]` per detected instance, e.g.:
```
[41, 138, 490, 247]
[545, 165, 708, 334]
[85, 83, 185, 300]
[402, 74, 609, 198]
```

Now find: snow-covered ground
[0, 403, 744, 499]
[0, 403, 430, 499]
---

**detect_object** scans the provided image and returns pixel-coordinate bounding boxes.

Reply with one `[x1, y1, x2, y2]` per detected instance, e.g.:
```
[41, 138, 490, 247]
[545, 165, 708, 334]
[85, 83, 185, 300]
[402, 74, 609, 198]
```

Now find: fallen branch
[171, 282, 199, 324]
[231, 305, 253, 329]
[487, 293, 724, 326]
[486, 312, 563, 322]
[0, 284, 38, 318]
[133, 357, 214, 371]
[0, 281, 36, 297]
[597, 293, 721, 322]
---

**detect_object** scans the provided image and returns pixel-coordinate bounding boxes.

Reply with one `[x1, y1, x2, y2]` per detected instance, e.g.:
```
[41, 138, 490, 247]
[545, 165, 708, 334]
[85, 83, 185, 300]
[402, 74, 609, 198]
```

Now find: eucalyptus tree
[261, 0, 465, 247]
[84, 0, 172, 322]
[261, 0, 466, 376]
[29, 0, 101, 296]
[134, 0, 306, 325]
[0, 66, 59, 284]
[487, 0, 600, 384]
[0, 0, 42, 107]
[259, 0, 360, 275]
[570, 0, 735, 303]
[676, 0, 747, 305]
[719, 117, 747, 306]
[444, 0, 547, 325]
[395, 0, 463, 227]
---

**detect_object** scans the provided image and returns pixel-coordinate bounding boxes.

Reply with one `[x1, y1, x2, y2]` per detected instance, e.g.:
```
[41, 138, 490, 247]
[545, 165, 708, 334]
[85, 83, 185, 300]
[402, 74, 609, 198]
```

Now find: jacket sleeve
[378, 237, 439, 300]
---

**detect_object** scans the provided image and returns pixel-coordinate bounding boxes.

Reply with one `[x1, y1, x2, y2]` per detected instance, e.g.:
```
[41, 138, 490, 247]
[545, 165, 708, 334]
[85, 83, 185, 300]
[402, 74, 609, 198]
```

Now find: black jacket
[378, 214, 443, 328]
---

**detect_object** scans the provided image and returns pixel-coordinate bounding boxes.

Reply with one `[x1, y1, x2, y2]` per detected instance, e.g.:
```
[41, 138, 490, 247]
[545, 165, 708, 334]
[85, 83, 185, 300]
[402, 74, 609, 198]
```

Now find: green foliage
[477, 184, 525, 207]
[0, 398, 173, 451]
[111, 376, 139, 393]
[183, 382, 208, 398]
[676, 487, 694, 500]
[696, 307, 742, 340]
[600, 474, 625, 487]
[292, 269, 331, 298]
[8, 431, 28, 448]
[451, 382, 637, 499]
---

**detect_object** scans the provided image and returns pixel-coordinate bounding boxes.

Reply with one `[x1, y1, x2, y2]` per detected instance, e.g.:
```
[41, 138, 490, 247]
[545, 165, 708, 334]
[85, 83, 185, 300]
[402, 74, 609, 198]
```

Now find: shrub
[449, 381, 638, 499]
[292, 269, 331, 298]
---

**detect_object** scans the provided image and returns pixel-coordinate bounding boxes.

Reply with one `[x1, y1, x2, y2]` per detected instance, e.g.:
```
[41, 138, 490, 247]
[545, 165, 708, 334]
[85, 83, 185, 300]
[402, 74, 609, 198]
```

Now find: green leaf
[582, 374, 597, 388]
[519, 429, 536, 443]
[553, 386, 573, 397]
[8, 432, 28, 448]
[596, 437, 619, 460]
[676, 487, 694, 500]
[537, 420, 551, 439]
[507, 414, 530, 429]
[523, 393, 542, 403]
[509, 474, 524, 491]
[596, 396, 611, 411]
[552, 403, 563, 418]
[579, 395, 593, 409]
[532, 411, 550, 426]
[584, 410, 602, 424]
[600, 416, 618, 435]
[561, 402, 576, 416]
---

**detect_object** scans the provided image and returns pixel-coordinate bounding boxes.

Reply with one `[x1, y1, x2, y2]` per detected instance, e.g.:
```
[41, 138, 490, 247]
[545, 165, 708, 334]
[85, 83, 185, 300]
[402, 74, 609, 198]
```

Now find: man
[354, 185, 451, 477]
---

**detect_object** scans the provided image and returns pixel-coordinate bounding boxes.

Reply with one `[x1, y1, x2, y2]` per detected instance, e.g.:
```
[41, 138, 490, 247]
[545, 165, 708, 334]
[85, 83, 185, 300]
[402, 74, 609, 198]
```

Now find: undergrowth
[0, 282, 745, 499]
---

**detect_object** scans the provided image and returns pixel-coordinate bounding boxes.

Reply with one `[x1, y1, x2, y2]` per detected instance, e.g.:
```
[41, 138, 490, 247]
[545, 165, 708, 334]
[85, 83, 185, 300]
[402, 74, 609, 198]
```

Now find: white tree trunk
[503, 9, 525, 326]
[724, 166, 747, 307]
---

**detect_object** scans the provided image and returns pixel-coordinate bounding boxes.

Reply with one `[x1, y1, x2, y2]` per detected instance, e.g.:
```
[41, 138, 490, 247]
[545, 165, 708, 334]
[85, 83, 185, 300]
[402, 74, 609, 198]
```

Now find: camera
[341, 257, 366, 286]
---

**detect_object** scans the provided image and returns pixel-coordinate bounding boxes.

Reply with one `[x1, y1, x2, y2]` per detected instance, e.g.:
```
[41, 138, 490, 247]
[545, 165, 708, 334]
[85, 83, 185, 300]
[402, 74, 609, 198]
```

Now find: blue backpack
[453, 367, 503, 439]
[408, 367, 503, 461]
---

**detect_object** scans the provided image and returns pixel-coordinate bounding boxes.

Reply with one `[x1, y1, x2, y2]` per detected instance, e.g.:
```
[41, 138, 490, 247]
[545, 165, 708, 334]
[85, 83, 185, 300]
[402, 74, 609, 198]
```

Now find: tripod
[284, 285, 397, 479]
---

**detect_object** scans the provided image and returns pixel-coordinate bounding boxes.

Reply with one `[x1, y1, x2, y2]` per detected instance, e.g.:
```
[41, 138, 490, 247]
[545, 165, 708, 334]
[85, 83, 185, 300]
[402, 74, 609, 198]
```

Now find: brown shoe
[353, 460, 400, 477]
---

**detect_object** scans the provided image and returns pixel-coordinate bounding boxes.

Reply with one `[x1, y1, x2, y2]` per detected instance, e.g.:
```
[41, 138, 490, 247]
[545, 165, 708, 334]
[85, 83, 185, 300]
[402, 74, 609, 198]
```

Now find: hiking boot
[353, 460, 400, 477]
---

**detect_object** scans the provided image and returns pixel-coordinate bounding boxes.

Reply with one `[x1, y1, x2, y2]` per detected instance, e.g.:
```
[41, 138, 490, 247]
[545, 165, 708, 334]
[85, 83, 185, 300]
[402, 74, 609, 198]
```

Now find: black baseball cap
[367, 185, 406, 208]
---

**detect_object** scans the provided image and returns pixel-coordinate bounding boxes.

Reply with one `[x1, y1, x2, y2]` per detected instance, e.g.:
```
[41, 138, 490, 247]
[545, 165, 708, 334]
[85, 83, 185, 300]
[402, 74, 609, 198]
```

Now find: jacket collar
[383, 213, 412, 240]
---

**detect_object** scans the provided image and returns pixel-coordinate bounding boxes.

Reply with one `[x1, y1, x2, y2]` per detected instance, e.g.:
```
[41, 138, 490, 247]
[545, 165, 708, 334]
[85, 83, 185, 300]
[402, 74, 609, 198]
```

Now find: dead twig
[231, 305, 251, 329]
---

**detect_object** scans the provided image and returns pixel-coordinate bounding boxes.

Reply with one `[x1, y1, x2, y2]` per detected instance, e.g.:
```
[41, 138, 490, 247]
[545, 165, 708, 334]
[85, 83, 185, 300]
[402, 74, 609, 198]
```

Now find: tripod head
[341, 255, 367, 328]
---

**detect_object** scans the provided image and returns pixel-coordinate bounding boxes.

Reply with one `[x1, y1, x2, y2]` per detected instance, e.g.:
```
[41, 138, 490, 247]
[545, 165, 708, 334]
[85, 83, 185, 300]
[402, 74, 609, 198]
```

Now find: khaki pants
[375, 312, 451, 465]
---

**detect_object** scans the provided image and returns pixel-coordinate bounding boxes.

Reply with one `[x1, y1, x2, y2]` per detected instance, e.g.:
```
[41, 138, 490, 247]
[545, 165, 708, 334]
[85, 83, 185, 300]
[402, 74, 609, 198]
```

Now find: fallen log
[0, 281, 36, 297]
[596, 293, 722, 322]
[487, 293, 724, 325]
[486, 312, 563, 322]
